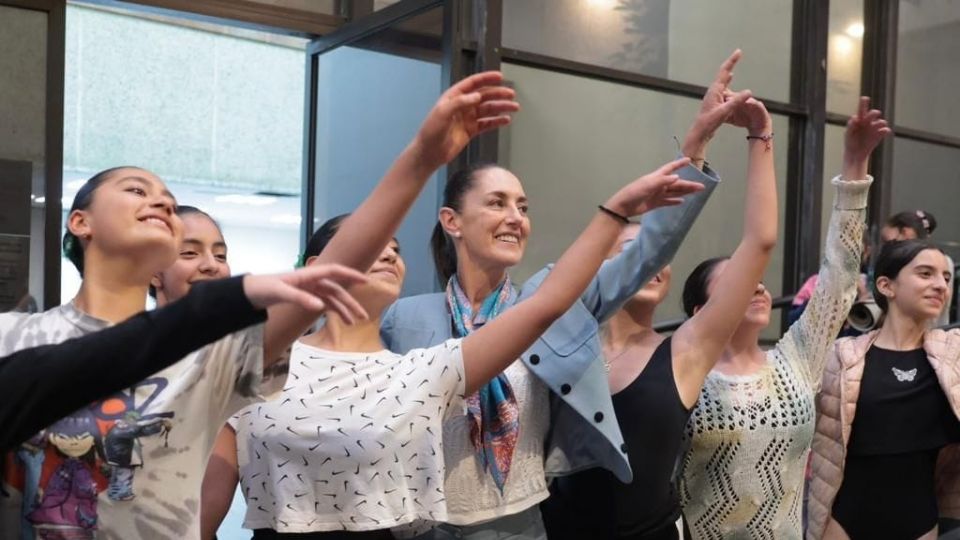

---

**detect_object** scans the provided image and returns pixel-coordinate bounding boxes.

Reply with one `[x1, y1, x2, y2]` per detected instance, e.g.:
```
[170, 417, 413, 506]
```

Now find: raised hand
[683, 50, 754, 160]
[605, 157, 705, 217]
[843, 96, 892, 180]
[243, 264, 369, 323]
[410, 71, 519, 172]
[725, 92, 772, 136]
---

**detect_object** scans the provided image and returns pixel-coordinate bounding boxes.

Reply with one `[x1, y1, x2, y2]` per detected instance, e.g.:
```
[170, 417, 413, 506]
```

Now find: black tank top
[831, 345, 960, 539]
[543, 338, 691, 539]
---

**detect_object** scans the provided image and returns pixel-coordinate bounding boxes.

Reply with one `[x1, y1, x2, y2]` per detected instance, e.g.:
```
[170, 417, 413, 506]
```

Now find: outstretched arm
[461, 158, 704, 395]
[788, 97, 888, 389]
[583, 50, 754, 322]
[671, 96, 779, 407]
[0, 266, 368, 452]
[262, 72, 519, 365]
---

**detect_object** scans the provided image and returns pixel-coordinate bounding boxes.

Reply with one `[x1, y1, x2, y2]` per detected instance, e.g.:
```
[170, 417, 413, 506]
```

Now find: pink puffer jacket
[807, 328, 960, 540]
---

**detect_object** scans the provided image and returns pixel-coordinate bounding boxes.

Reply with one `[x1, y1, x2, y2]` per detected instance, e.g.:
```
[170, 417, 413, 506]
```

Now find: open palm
[607, 158, 705, 217]
[413, 71, 519, 171]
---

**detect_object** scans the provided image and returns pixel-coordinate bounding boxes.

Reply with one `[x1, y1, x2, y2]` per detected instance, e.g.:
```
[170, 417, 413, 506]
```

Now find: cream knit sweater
[678, 176, 871, 540]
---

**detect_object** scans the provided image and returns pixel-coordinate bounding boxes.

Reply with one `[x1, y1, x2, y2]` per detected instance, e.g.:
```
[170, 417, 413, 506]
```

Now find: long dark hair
[299, 214, 351, 266]
[430, 163, 499, 284]
[681, 256, 729, 317]
[885, 210, 937, 239]
[872, 239, 944, 313]
[63, 166, 140, 276]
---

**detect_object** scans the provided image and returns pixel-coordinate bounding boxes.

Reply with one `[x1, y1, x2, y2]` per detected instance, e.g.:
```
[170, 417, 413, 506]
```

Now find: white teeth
[496, 234, 519, 244]
[144, 217, 168, 230]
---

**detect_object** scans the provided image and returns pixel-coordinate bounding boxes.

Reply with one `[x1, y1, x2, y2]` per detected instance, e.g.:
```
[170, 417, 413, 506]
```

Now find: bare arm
[461, 158, 704, 395]
[671, 97, 779, 405]
[200, 424, 239, 540]
[261, 71, 519, 364]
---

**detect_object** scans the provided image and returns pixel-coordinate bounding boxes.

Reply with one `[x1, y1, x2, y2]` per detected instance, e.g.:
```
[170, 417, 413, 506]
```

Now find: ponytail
[431, 222, 457, 284]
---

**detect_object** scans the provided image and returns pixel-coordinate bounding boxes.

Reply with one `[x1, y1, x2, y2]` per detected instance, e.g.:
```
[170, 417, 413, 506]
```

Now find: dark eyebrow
[487, 190, 527, 203]
[914, 264, 939, 273]
[118, 176, 177, 202]
[183, 238, 228, 250]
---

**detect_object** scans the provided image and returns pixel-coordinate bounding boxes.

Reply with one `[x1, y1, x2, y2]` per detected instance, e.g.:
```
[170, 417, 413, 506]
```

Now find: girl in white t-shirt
[201, 70, 707, 539]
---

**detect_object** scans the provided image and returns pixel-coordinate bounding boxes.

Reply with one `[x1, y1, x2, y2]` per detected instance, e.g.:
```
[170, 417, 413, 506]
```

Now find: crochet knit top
[678, 176, 871, 540]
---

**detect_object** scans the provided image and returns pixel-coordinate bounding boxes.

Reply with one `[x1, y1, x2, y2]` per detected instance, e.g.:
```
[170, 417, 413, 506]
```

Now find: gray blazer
[380, 161, 719, 483]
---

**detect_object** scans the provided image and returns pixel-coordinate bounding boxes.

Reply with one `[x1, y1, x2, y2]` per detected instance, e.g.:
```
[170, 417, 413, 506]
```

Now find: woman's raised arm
[262, 71, 519, 364]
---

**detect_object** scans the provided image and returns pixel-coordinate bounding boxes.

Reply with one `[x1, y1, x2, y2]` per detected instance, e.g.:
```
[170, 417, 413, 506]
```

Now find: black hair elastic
[598, 205, 631, 225]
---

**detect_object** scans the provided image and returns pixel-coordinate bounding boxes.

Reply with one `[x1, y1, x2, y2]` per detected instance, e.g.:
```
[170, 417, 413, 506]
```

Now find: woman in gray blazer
[380, 51, 752, 540]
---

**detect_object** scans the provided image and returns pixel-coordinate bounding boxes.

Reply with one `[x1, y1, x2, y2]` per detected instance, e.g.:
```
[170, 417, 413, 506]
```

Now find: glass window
[502, 0, 793, 102]
[821, 124, 846, 250]
[896, 0, 960, 138]
[500, 62, 790, 340]
[0, 5, 48, 312]
[827, 0, 864, 114]
[891, 137, 960, 263]
[312, 7, 444, 297]
[62, 5, 306, 299]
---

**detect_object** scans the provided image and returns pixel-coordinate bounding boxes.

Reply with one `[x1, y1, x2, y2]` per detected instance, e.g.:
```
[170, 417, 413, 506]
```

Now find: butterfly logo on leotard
[891, 367, 917, 382]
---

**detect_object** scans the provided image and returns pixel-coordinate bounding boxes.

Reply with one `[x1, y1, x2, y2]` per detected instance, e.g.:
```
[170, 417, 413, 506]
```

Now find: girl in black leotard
[808, 240, 960, 540]
[541, 51, 780, 540]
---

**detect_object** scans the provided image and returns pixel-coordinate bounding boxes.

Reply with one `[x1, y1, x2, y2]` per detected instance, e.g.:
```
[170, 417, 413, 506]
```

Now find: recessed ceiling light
[846, 22, 864, 38]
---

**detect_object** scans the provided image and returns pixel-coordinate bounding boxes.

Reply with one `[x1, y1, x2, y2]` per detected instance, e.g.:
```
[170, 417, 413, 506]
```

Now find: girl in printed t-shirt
[0, 170, 366, 540]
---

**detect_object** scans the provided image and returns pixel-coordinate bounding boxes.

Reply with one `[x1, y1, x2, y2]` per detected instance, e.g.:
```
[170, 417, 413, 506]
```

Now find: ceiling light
[214, 194, 278, 207]
[586, 0, 617, 8]
[832, 35, 854, 56]
[846, 22, 864, 38]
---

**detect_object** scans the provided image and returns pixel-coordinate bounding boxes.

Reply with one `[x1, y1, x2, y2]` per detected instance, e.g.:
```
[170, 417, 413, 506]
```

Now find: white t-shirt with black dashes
[234, 339, 466, 533]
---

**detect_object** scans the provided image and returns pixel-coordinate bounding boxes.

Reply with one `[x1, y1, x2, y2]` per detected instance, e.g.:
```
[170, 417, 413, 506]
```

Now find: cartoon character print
[27, 412, 104, 540]
[6, 377, 173, 539]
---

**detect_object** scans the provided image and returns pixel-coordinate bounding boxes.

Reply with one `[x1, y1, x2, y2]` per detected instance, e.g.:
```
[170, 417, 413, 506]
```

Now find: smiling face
[68, 167, 183, 277]
[704, 259, 773, 328]
[445, 167, 531, 273]
[877, 248, 952, 322]
[610, 224, 671, 307]
[152, 212, 230, 306]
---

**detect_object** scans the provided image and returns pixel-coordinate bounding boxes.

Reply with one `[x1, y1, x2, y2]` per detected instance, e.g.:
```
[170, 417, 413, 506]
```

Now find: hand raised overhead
[843, 96, 892, 179]
[685, 50, 754, 146]
[410, 71, 520, 172]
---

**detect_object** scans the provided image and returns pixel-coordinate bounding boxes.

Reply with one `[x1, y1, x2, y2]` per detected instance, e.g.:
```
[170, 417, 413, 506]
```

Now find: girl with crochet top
[675, 97, 889, 540]
[540, 53, 779, 540]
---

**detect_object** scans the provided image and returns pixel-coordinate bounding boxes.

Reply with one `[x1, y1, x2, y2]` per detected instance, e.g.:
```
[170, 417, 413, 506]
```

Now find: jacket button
[529, 354, 540, 365]
[560, 383, 572, 395]
[620, 443, 628, 453]
[594, 412, 604, 423]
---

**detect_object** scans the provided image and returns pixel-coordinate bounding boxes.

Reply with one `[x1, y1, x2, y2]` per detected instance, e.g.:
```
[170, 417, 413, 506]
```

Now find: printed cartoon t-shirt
[0, 302, 263, 540]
